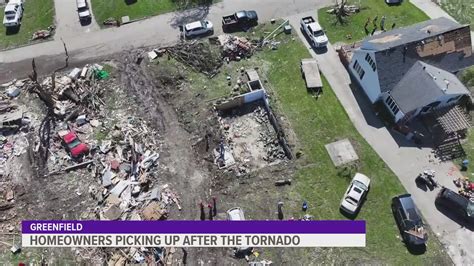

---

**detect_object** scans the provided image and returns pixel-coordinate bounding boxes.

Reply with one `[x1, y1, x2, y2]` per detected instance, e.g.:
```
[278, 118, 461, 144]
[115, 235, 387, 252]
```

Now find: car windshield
[467, 201, 474, 217]
[353, 180, 368, 191]
[5, 11, 15, 16]
[68, 139, 81, 149]
[314, 30, 325, 37]
[78, 7, 88, 12]
[345, 196, 358, 205]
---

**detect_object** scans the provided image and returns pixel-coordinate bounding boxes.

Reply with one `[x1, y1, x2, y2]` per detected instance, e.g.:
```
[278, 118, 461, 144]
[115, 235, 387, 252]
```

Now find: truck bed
[222, 15, 237, 25]
[301, 58, 322, 89]
[301, 16, 315, 25]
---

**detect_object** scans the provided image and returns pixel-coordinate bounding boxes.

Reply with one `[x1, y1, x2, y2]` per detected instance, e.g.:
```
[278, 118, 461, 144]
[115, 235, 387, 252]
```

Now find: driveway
[0, 0, 331, 82]
[289, 10, 473, 266]
[53, 0, 100, 39]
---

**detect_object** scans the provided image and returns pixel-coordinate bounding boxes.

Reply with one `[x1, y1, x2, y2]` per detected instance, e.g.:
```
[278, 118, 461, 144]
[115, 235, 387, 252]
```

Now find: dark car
[391, 194, 428, 246]
[436, 187, 474, 224]
[222, 10, 258, 32]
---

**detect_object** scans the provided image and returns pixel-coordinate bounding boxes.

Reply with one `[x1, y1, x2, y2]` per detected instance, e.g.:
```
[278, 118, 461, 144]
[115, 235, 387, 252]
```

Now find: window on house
[364, 53, 376, 71]
[385, 96, 400, 116]
[447, 95, 462, 103]
[427, 101, 441, 108]
[353, 60, 365, 80]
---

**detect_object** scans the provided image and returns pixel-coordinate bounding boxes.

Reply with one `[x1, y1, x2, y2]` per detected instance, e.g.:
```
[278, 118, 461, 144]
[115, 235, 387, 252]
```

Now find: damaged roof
[361, 17, 462, 51]
[390, 61, 469, 113]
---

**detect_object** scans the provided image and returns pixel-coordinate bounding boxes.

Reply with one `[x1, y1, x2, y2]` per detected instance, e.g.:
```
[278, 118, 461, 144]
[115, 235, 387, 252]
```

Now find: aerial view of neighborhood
[0, 0, 473, 264]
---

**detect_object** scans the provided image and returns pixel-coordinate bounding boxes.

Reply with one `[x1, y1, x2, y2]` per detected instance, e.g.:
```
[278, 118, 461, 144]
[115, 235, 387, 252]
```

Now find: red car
[62, 131, 89, 158]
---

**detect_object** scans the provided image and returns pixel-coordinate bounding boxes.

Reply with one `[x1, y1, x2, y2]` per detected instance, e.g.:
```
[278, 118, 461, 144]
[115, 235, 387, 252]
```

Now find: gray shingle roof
[361, 17, 462, 51]
[364, 18, 474, 94]
[390, 61, 469, 113]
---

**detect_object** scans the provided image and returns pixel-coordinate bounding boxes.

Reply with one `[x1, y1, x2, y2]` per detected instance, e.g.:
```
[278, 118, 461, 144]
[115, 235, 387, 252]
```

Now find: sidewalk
[289, 8, 473, 265]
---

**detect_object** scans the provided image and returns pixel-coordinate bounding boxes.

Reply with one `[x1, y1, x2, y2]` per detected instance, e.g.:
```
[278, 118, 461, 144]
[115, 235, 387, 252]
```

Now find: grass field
[438, 0, 474, 27]
[456, 66, 474, 181]
[176, 22, 450, 263]
[0, 0, 54, 50]
[91, 0, 214, 26]
[318, 0, 429, 43]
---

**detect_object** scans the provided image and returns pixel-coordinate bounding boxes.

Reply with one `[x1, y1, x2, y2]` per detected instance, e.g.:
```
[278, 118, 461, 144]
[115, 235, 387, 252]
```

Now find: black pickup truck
[222, 10, 258, 32]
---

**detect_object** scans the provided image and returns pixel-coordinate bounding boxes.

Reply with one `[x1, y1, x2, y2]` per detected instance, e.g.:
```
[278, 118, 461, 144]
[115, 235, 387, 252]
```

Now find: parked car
[183, 20, 213, 39]
[436, 187, 474, 224]
[226, 207, 245, 221]
[340, 173, 370, 214]
[300, 16, 328, 48]
[226, 207, 251, 254]
[222, 10, 258, 32]
[386, 0, 403, 4]
[3, 0, 24, 28]
[76, 0, 91, 23]
[391, 194, 428, 246]
[60, 131, 89, 158]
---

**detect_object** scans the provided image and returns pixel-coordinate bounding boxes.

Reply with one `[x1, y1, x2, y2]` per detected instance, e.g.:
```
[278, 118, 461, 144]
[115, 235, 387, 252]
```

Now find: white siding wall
[349, 50, 381, 103]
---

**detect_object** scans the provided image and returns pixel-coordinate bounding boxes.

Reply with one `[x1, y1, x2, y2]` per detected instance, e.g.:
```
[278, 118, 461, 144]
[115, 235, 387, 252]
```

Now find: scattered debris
[31, 25, 55, 41]
[274, 179, 291, 186]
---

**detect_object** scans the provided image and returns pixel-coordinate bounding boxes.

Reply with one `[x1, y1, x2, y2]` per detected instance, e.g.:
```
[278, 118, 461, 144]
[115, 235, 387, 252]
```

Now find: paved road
[53, 0, 100, 39]
[289, 9, 473, 266]
[0, 0, 331, 81]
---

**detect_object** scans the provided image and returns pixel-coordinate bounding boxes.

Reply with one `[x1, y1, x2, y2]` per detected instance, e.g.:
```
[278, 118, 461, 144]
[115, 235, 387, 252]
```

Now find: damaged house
[347, 17, 473, 124]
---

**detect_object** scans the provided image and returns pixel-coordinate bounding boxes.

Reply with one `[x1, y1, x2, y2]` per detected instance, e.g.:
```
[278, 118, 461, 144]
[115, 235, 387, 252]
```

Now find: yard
[437, 0, 474, 27]
[457, 66, 474, 181]
[318, 0, 429, 43]
[176, 22, 449, 263]
[90, 0, 214, 26]
[0, 0, 54, 50]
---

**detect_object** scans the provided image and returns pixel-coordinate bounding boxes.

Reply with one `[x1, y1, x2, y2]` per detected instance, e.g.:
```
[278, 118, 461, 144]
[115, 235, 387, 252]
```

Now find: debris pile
[165, 42, 223, 77]
[253, 106, 287, 162]
[454, 176, 474, 199]
[31, 25, 56, 41]
[1, 61, 183, 263]
[217, 104, 286, 174]
[326, 2, 360, 15]
[218, 34, 254, 61]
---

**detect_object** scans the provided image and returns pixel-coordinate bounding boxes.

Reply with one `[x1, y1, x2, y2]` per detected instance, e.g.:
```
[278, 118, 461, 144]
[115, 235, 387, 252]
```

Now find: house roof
[361, 18, 474, 95]
[390, 61, 469, 113]
[361, 17, 462, 51]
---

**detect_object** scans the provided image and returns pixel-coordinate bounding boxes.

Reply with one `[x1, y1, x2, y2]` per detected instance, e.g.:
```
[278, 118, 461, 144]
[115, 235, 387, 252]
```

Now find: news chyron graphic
[22, 220, 366, 247]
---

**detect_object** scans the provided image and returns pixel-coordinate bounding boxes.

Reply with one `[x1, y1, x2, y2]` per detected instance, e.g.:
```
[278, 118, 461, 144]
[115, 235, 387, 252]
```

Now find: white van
[226, 207, 252, 255]
[226, 207, 245, 220]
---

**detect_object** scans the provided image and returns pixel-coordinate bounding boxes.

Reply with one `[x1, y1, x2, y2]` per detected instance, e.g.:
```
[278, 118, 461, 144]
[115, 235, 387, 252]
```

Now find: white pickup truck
[3, 0, 24, 28]
[300, 16, 328, 48]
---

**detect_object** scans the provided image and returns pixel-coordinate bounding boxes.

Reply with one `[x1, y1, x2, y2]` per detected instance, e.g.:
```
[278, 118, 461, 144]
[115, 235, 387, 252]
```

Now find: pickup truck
[222, 10, 258, 32]
[300, 16, 328, 48]
[3, 0, 24, 28]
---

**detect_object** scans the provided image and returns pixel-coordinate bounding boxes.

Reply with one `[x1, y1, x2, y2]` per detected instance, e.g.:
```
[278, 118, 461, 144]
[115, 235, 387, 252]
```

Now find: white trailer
[301, 58, 322, 90]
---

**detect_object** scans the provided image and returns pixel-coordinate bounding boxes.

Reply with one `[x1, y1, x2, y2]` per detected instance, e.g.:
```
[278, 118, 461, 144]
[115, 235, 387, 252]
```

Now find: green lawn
[168, 22, 449, 263]
[456, 66, 474, 181]
[258, 28, 448, 264]
[91, 0, 214, 26]
[318, 0, 430, 43]
[0, 0, 54, 50]
[438, 0, 474, 27]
